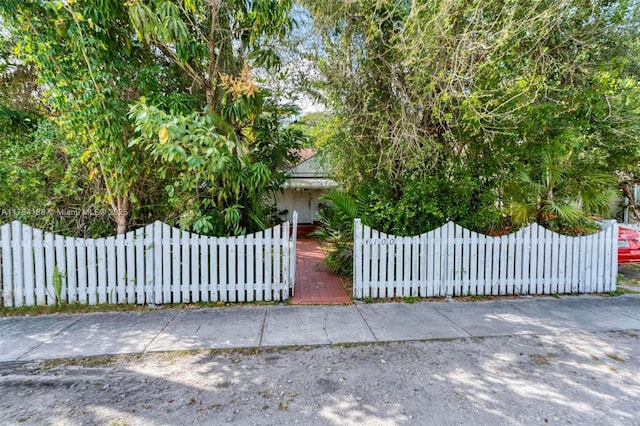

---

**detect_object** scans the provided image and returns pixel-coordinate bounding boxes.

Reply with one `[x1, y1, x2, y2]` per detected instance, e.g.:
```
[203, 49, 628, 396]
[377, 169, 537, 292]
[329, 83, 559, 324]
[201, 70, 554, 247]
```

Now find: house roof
[283, 150, 339, 189]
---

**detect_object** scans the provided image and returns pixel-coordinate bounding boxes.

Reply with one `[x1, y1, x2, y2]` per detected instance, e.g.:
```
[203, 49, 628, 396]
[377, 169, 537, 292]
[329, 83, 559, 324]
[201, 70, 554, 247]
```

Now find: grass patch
[0, 300, 279, 317]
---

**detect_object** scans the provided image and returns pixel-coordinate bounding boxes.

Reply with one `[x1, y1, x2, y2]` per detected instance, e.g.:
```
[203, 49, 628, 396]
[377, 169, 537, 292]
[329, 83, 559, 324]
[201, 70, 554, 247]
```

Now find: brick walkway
[291, 239, 352, 305]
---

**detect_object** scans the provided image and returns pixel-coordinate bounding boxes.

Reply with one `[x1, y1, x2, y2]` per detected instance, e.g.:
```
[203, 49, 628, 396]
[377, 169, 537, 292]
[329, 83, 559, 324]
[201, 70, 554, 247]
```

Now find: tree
[127, 0, 304, 234]
[1, 0, 186, 234]
[303, 0, 640, 233]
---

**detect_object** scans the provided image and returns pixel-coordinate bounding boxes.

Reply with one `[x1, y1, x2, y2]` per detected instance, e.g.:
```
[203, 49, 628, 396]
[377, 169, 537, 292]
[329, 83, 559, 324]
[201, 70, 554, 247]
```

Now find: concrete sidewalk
[1, 294, 640, 364]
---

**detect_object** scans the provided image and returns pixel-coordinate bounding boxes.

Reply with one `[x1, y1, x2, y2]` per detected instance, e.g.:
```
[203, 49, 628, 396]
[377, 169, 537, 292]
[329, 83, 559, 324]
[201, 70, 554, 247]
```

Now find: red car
[618, 226, 640, 264]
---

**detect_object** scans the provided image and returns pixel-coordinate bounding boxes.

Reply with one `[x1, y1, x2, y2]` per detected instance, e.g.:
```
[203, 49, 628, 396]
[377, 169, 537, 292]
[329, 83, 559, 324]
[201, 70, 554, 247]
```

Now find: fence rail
[353, 220, 618, 299]
[1, 213, 298, 307]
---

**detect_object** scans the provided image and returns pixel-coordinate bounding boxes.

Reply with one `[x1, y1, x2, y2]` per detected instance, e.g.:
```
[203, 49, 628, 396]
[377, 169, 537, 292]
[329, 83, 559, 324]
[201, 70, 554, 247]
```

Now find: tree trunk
[114, 196, 130, 235]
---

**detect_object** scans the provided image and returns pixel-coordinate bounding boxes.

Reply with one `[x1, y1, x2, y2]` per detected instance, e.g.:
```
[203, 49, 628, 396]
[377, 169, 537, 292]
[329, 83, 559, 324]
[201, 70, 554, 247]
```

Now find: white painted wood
[520, 226, 530, 295]
[33, 228, 45, 305]
[513, 229, 523, 295]
[161, 223, 171, 304]
[219, 237, 228, 301]
[419, 233, 427, 297]
[125, 230, 136, 304]
[536, 225, 546, 294]
[469, 230, 478, 296]
[372, 228, 380, 298]
[190, 235, 200, 303]
[209, 235, 219, 302]
[22, 224, 35, 306]
[1, 223, 13, 307]
[477, 232, 486, 296]
[449, 225, 464, 296]
[597, 228, 607, 293]
[550, 230, 559, 294]
[491, 234, 500, 295]
[354, 219, 363, 299]
[264, 228, 272, 302]
[506, 232, 515, 295]
[411, 236, 419, 297]
[199, 234, 209, 303]
[135, 227, 145, 305]
[432, 227, 442, 297]
[44, 232, 55, 305]
[116, 233, 126, 304]
[12, 222, 24, 307]
[171, 226, 181, 304]
[557, 232, 567, 295]
[66, 236, 78, 304]
[54, 233, 67, 304]
[229, 236, 238, 302]
[578, 232, 587, 292]
[105, 236, 116, 304]
[395, 236, 404, 297]
[362, 225, 371, 298]
[180, 230, 190, 303]
[245, 234, 254, 302]
[96, 238, 107, 304]
[282, 220, 290, 300]
[498, 234, 507, 295]
[75, 238, 87, 304]
[272, 227, 280, 300]
[86, 238, 97, 305]
[290, 212, 298, 292]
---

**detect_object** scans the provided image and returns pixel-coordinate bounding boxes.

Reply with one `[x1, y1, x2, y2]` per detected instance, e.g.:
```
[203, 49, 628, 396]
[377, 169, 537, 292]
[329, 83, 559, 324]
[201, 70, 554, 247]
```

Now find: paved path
[291, 239, 351, 305]
[1, 294, 639, 364]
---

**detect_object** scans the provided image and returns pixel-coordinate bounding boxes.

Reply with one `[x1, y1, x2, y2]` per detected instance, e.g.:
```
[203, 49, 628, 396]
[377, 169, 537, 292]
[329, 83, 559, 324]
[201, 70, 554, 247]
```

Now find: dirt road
[2, 330, 639, 425]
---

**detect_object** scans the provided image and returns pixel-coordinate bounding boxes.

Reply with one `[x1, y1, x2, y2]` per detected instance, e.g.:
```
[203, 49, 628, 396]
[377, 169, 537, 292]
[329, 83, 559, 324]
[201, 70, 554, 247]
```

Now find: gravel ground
[1, 330, 639, 426]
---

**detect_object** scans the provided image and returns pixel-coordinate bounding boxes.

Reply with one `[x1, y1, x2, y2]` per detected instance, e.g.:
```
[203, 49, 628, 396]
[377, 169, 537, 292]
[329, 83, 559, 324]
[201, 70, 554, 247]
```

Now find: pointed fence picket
[353, 219, 618, 299]
[0, 214, 298, 307]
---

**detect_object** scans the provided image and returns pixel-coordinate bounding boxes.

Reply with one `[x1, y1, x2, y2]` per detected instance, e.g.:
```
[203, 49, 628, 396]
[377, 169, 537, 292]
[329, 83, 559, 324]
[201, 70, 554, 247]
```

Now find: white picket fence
[0, 212, 298, 307]
[353, 219, 618, 299]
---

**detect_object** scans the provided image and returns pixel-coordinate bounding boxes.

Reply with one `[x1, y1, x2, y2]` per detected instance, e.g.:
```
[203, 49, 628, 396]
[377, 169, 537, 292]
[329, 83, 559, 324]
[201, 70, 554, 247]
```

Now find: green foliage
[129, 94, 304, 235]
[303, 0, 640, 234]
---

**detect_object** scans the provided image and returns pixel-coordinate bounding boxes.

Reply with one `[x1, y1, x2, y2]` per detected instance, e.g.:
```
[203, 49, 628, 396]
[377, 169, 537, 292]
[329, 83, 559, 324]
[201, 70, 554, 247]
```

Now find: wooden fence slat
[135, 227, 145, 305]
[54, 234, 66, 304]
[519, 226, 529, 295]
[44, 232, 55, 305]
[190, 235, 200, 303]
[86, 238, 97, 305]
[13, 222, 33, 306]
[263, 228, 271, 302]
[245, 234, 254, 302]
[372, 228, 380, 299]
[469, 230, 478, 296]
[200, 234, 209, 303]
[219, 237, 228, 301]
[476, 233, 486, 296]
[125, 231, 136, 304]
[1, 223, 13, 307]
[362, 225, 371, 299]
[180, 230, 190, 303]
[143, 224, 153, 305]
[76, 238, 87, 304]
[498, 234, 508, 295]
[96, 238, 107, 304]
[116, 234, 126, 304]
[229, 236, 238, 302]
[22, 223, 35, 306]
[107, 236, 117, 304]
[171, 227, 181, 304]
[66, 236, 78, 304]
[411, 235, 419, 297]
[161, 224, 171, 304]
[354, 220, 363, 299]
[272, 227, 280, 300]
[557, 232, 567, 295]
[209, 236, 219, 302]
[506, 232, 515, 295]
[33, 228, 45, 305]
